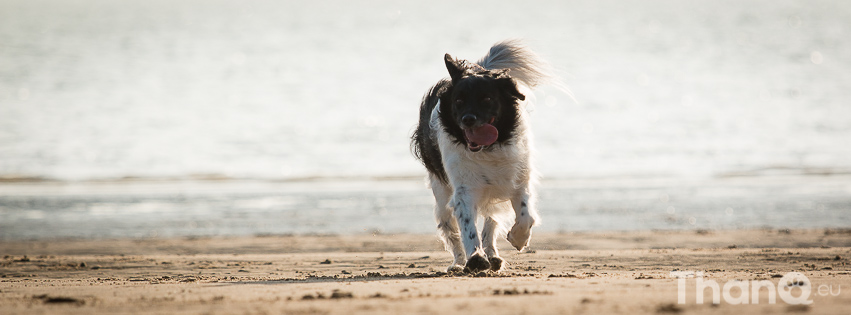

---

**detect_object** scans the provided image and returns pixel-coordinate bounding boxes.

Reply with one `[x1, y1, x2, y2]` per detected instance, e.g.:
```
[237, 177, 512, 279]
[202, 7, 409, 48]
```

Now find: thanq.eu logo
[670, 271, 840, 305]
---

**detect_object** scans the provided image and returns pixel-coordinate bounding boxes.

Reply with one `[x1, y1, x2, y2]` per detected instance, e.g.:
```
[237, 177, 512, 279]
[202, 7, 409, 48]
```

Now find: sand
[2, 229, 850, 314]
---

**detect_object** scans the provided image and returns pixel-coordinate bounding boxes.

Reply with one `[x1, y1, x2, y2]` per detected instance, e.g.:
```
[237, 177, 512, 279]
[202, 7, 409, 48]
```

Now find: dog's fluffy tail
[477, 39, 573, 103]
[477, 39, 558, 89]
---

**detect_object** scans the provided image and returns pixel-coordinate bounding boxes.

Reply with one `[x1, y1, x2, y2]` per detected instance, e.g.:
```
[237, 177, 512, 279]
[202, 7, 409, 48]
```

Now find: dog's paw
[507, 224, 532, 251]
[464, 253, 491, 273]
[488, 256, 505, 272]
[447, 264, 465, 274]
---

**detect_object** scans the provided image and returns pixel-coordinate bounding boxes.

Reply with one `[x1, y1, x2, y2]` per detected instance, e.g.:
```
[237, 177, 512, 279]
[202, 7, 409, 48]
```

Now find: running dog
[411, 39, 556, 272]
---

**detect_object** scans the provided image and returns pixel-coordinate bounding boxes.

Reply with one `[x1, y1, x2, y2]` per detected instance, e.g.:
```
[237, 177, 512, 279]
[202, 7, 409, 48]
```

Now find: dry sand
[2, 229, 850, 314]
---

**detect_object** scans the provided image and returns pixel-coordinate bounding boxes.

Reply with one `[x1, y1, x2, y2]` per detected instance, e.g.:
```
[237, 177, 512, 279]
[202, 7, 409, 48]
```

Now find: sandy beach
[2, 229, 850, 314]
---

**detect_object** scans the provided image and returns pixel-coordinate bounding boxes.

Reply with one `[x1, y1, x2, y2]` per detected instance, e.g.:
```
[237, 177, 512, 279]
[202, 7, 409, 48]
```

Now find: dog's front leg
[482, 217, 504, 272]
[450, 186, 490, 272]
[507, 186, 539, 251]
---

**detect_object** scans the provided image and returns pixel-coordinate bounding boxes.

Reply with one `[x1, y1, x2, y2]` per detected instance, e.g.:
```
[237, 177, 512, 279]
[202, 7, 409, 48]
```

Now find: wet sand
[2, 229, 850, 314]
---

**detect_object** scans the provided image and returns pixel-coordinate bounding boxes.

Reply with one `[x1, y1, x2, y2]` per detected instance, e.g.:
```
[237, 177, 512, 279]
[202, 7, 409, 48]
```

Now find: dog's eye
[482, 97, 491, 103]
[455, 99, 463, 104]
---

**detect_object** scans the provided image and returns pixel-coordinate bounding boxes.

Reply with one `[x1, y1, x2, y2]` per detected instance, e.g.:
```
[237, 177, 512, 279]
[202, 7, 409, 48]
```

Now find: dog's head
[440, 54, 526, 152]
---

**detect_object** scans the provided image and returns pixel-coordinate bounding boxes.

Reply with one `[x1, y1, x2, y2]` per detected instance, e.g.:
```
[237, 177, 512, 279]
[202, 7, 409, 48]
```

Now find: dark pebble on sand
[330, 290, 353, 299]
[34, 295, 84, 305]
[657, 303, 682, 313]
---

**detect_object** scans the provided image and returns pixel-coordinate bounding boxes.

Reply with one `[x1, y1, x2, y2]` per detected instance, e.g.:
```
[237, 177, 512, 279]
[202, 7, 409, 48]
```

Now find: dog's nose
[461, 114, 477, 127]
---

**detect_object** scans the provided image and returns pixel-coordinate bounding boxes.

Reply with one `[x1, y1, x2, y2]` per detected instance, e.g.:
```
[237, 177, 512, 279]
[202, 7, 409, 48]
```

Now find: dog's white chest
[430, 103, 531, 199]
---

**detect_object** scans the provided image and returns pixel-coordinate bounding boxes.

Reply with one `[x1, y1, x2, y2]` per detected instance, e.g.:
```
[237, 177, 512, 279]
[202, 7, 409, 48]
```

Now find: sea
[1, 0, 850, 240]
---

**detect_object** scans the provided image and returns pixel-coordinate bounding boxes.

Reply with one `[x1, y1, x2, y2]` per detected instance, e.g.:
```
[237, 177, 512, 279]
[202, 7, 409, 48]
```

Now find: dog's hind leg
[481, 216, 504, 272]
[507, 185, 539, 251]
[431, 178, 465, 272]
[450, 186, 490, 273]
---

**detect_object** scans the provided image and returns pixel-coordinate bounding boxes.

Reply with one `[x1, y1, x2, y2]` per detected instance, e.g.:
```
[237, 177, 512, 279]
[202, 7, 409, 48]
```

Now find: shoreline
[3, 172, 851, 194]
[3, 174, 851, 240]
[2, 229, 850, 314]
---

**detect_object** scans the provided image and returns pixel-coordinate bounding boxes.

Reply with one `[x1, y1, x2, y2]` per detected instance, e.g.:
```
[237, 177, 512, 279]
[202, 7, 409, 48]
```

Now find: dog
[411, 40, 556, 273]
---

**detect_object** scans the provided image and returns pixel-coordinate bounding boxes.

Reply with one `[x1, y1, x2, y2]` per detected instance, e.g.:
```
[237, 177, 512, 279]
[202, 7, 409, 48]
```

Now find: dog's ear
[444, 54, 464, 82]
[499, 78, 525, 101]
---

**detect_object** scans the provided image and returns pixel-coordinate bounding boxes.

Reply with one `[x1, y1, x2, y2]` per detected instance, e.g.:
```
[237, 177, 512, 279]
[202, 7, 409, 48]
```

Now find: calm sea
[1, 0, 849, 239]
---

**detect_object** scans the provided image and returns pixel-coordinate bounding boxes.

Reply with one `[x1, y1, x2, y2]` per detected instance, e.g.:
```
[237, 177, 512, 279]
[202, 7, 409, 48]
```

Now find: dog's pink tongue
[465, 124, 498, 146]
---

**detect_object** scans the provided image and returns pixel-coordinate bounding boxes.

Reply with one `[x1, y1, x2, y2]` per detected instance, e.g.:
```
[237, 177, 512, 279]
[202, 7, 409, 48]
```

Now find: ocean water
[2, 0, 850, 181]
[1, 0, 850, 239]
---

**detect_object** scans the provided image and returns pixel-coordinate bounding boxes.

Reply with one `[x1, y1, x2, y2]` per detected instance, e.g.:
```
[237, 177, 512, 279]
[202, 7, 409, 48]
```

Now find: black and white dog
[411, 40, 555, 273]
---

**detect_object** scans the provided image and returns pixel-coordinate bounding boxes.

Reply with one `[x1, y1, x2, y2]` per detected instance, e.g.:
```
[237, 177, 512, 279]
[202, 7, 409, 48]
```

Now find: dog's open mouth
[463, 123, 498, 152]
